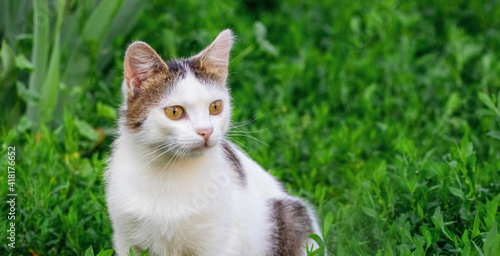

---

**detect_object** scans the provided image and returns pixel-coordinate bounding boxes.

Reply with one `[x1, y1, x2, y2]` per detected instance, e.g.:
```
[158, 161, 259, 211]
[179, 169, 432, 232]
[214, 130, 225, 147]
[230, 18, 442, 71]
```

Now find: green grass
[1, 0, 500, 255]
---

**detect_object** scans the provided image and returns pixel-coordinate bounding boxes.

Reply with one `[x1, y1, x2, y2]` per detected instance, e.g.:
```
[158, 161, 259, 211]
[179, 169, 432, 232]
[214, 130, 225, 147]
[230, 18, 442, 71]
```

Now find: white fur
[107, 34, 321, 256]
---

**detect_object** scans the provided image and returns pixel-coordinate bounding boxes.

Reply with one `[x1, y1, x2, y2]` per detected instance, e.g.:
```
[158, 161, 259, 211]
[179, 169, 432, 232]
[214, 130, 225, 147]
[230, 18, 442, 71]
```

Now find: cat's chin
[188, 143, 215, 157]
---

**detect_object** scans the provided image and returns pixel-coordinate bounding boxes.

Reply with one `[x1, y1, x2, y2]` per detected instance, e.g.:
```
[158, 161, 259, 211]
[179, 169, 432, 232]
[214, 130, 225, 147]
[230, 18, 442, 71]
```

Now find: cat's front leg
[112, 231, 132, 256]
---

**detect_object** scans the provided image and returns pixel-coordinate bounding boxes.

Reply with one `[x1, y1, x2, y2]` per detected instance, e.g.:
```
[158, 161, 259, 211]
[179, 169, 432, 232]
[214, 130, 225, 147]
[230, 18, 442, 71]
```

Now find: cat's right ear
[123, 41, 168, 96]
[192, 29, 234, 85]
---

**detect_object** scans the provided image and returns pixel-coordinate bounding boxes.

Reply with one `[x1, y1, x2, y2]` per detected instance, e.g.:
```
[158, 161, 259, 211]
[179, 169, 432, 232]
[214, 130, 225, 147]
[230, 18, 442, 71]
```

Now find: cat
[105, 29, 322, 256]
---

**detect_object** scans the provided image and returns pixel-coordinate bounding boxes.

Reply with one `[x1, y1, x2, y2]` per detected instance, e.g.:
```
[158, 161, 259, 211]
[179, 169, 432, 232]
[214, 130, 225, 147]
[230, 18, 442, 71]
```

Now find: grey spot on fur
[165, 60, 188, 79]
[221, 141, 246, 187]
[268, 198, 314, 256]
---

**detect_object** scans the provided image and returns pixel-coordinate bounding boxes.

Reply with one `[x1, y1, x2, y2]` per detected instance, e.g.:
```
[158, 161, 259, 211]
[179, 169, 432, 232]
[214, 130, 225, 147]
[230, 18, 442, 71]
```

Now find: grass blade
[27, 0, 50, 123]
[39, 0, 65, 123]
[81, 0, 125, 48]
[483, 221, 499, 256]
[84, 245, 94, 256]
[62, 0, 125, 93]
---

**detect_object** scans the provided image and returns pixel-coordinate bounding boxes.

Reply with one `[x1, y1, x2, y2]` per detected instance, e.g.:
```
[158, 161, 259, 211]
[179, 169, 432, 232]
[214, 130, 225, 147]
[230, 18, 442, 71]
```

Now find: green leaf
[413, 236, 425, 256]
[129, 248, 136, 256]
[432, 207, 452, 240]
[15, 54, 34, 70]
[97, 102, 117, 119]
[486, 131, 500, 141]
[308, 233, 325, 248]
[462, 244, 471, 256]
[478, 92, 500, 116]
[423, 228, 432, 251]
[75, 119, 99, 141]
[67, 206, 77, 226]
[449, 187, 465, 200]
[462, 229, 471, 247]
[472, 212, 481, 238]
[362, 207, 378, 219]
[472, 240, 485, 256]
[139, 248, 150, 256]
[405, 179, 418, 194]
[88, 190, 100, 205]
[323, 212, 333, 239]
[308, 246, 324, 256]
[16, 116, 32, 133]
[1, 40, 16, 74]
[96, 249, 114, 256]
[84, 245, 95, 256]
[498, 91, 500, 110]
[483, 221, 499, 256]
[444, 92, 461, 117]
[460, 43, 482, 66]
[16, 81, 41, 104]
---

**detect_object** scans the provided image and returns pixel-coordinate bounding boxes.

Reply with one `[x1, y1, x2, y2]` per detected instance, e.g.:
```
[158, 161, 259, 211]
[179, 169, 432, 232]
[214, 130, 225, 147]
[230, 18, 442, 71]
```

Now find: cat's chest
[119, 166, 232, 216]
[117, 172, 233, 252]
[110, 150, 233, 215]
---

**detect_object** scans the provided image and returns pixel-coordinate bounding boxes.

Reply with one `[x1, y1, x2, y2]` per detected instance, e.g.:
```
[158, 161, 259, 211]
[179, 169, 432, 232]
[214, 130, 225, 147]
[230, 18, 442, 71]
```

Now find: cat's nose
[197, 127, 213, 142]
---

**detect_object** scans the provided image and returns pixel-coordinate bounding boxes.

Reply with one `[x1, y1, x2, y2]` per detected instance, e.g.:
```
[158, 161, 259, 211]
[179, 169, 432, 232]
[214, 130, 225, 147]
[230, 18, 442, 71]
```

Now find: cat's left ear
[193, 29, 234, 84]
[123, 41, 169, 97]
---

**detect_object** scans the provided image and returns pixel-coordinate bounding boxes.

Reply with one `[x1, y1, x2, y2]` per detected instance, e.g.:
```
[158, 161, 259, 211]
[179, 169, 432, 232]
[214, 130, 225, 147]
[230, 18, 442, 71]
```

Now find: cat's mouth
[193, 144, 208, 151]
[191, 140, 216, 152]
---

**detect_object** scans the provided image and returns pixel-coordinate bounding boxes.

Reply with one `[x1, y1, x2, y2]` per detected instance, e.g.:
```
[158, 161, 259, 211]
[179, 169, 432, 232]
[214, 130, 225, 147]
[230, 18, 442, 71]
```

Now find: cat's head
[120, 29, 234, 157]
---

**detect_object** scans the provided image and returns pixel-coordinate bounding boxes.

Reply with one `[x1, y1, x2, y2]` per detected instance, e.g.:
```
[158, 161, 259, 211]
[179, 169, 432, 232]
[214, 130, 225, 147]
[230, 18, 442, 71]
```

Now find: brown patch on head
[186, 57, 226, 86]
[221, 141, 246, 187]
[125, 70, 171, 132]
[122, 42, 186, 132]
[268, 198, 314, 256]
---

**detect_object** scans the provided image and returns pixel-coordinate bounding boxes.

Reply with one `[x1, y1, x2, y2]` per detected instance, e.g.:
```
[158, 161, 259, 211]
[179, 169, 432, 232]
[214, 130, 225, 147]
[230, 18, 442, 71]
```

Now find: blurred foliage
[1, 0, 500, 255]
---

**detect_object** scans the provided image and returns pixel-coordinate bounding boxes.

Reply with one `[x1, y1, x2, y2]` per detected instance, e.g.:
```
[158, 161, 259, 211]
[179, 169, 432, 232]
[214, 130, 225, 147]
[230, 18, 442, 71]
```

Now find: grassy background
[1, 0, 500, 255]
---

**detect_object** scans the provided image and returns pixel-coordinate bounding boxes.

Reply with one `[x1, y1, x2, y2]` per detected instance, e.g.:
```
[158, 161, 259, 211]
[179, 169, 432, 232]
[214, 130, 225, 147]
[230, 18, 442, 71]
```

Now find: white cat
[105, 29, 322, 256]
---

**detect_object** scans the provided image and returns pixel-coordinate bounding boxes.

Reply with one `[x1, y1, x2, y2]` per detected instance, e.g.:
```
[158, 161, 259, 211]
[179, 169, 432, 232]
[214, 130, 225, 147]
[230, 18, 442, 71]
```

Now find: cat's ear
[194, 29, 234, 84]
[123, 41, 168, 95]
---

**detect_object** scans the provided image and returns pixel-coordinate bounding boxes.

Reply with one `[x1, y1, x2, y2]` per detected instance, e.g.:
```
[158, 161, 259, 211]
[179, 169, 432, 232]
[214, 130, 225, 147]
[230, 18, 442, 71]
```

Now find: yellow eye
[209, 100, 223, 115]
[165, 106, 184, 120]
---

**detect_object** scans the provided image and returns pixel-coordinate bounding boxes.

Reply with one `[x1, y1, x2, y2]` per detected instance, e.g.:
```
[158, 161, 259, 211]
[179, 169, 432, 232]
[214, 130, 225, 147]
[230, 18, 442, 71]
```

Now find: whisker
[225, 137, 248, 149]
[230, 114, 264, 128]
[140, 145, 177, 172]
[227, 128, 268, 134]
[137, 142, 176, 162]
[160, 146, 184, 175]
[227, 124, 269, 147]
[227, 134, 269, 146]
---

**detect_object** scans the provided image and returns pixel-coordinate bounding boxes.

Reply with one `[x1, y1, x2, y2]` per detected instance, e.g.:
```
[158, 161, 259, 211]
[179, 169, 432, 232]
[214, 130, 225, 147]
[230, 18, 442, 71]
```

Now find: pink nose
[197, 127, 213, 142]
